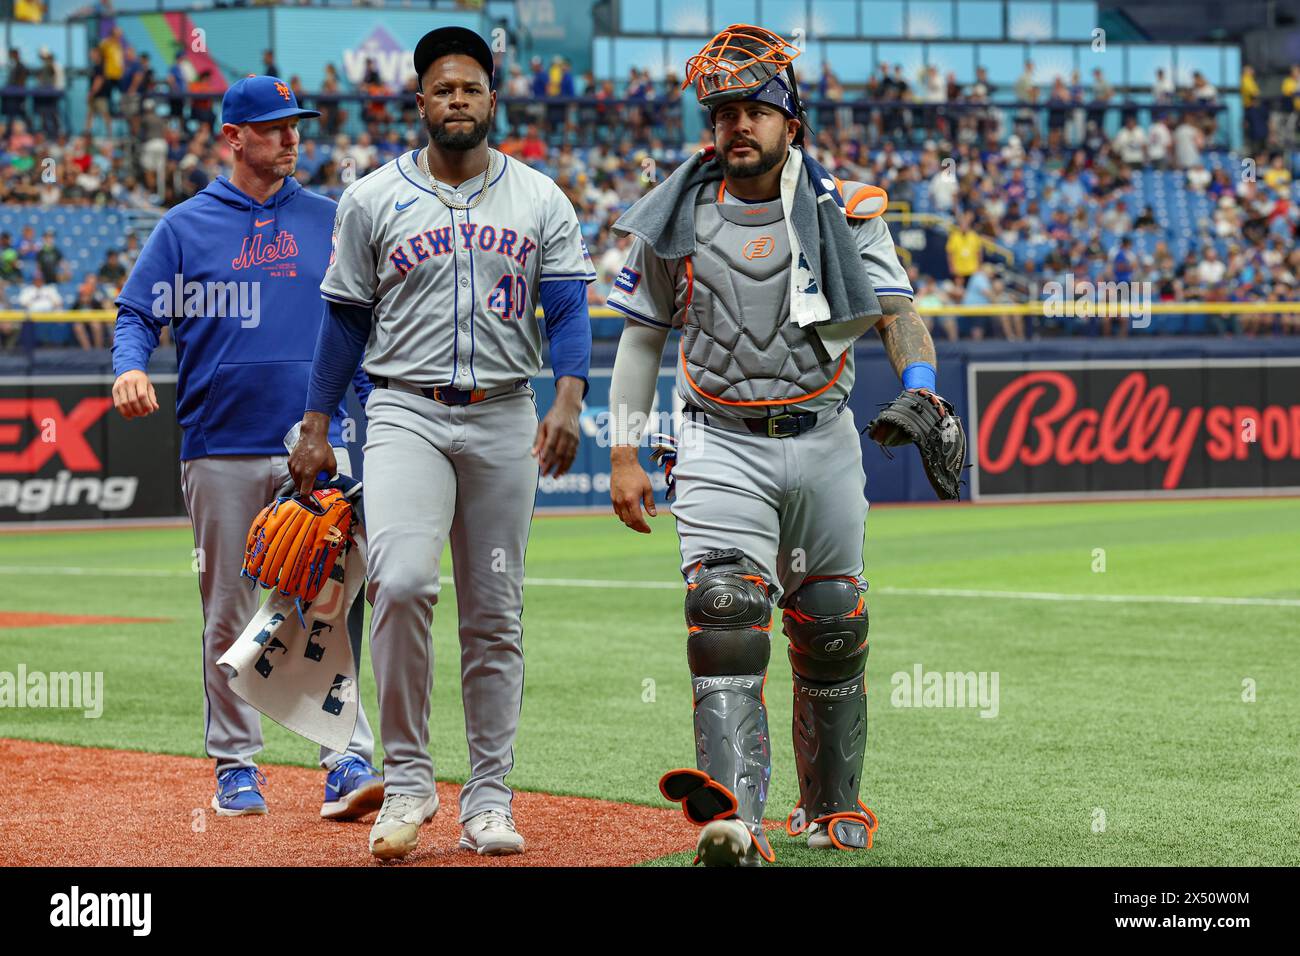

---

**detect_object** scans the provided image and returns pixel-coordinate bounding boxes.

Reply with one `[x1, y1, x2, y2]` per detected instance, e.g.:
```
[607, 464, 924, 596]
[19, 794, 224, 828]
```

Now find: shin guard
[783, 577, 878, 849]
[660, 675, 773, 863]
[660, 549, 775, 862]
[788, 671, 877, 849]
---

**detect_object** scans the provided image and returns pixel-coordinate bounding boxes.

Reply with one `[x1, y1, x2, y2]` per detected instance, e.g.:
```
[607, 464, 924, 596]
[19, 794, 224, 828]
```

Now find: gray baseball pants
[669, 406, 870, 603]
[180, 448, 375, 774]
[360, 384, 539, 822]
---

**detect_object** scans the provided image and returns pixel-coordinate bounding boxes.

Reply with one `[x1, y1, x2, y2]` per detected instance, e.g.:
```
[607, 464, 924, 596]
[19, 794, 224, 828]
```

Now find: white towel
[780, 145, 834, 328]
[217, 534, 365, 754]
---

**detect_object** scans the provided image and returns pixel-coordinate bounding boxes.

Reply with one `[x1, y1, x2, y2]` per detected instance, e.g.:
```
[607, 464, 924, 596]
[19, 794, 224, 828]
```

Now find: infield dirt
[0, 738, 705, 867]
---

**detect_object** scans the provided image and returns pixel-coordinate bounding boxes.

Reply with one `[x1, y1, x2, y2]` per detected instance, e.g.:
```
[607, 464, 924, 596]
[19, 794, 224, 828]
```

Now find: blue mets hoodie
[114, 175, 370, 460]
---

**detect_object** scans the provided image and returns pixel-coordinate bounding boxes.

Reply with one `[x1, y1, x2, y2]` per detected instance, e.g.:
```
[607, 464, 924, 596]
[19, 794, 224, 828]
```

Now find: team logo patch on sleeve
[614, 266, 641, 295]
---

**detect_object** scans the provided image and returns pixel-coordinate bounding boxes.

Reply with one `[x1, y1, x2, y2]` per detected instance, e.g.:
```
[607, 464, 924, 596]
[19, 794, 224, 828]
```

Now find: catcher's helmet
[682, 24, 809, 144]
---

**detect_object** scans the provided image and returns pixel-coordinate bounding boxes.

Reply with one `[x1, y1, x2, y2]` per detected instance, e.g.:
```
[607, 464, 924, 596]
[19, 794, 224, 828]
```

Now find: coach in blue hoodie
[112, 76, 383, 821]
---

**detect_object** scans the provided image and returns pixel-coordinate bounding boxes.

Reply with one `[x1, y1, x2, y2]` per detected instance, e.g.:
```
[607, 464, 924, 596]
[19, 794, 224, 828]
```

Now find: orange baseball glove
[242, 488, 355, 606]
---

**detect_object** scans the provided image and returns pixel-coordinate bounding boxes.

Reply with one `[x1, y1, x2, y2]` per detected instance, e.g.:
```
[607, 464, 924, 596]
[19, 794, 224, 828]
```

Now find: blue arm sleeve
[306, 300, 372, 415]
[112, 219, 182, 375]
[539, 279, 592, 398]
[350, 358, 374, 409]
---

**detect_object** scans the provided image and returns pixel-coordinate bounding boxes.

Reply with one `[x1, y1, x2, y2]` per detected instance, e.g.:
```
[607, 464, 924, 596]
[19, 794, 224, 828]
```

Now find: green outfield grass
[1, 498, 1297, 866]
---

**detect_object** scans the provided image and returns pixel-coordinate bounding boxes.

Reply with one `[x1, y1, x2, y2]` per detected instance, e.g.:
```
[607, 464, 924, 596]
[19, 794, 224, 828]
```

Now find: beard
[717, 136, 786, 179]
[427, 113, 492, 151]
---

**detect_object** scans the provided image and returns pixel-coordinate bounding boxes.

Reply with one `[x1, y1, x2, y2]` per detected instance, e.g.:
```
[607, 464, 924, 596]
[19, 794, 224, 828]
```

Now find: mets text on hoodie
[113, 175, 370, 460]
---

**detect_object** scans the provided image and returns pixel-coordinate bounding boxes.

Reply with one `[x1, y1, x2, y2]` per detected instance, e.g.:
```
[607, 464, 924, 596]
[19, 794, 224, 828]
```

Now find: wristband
[901, 362, 937, 393]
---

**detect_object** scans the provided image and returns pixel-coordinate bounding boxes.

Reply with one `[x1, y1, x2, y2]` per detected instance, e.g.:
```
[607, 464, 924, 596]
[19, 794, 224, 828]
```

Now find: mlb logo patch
[614, 266, 641, 295]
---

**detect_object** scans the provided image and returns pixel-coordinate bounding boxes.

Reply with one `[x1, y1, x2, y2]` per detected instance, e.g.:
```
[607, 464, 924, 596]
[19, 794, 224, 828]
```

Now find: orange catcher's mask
[684, 25, 801, 106]
[683, 24, 807, 142]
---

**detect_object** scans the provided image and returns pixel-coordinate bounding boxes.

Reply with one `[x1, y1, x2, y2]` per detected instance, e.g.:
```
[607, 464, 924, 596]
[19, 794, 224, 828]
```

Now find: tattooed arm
[875, 294, 937, 377]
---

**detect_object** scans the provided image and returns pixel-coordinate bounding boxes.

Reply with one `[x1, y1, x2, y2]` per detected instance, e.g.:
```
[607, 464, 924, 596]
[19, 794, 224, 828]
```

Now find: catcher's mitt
[242, 488, 356, 606]
[865, 389, 967, 500]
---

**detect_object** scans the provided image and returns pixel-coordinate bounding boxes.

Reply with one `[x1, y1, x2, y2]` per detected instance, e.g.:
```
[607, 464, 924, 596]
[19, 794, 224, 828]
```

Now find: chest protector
[680, 193, 847, 414]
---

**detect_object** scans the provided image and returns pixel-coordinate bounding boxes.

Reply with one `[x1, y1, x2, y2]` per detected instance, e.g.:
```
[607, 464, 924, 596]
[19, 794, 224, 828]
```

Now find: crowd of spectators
[4, 45, 1300, 346]
[0, 225, 136, 349]
[888, 116, 1300, 338]
[802, 58, 1233, 153]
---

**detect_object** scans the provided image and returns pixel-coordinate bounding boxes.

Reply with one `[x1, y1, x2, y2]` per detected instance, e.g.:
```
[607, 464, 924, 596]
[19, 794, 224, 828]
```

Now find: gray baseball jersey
[321, 147, 594, 390]
[323, 147, 593, 822]
[607, 187, 911, 419]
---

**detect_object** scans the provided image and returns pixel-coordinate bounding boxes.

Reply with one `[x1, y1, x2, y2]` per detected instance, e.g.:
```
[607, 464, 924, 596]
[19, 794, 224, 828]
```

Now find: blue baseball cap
[713, 73, 798, 120]
[747, 74, 798, 117]
[221, 74, 320, 125]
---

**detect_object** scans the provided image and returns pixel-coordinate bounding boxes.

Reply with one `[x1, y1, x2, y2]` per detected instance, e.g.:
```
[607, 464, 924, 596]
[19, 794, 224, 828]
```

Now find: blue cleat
[212, 767, 268, 816]
[321, 755, 385, 821]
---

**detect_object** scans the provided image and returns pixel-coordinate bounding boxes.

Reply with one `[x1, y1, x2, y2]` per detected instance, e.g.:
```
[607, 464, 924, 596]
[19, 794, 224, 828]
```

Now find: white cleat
[458, 809, 526, 856]
[807, 821, 832, 850]
[368, 791, 439, 860]
[695, 818, 760, 867]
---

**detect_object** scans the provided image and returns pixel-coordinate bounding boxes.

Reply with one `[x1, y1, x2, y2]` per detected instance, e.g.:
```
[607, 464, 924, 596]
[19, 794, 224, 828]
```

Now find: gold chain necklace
[420, 146, 495, 211]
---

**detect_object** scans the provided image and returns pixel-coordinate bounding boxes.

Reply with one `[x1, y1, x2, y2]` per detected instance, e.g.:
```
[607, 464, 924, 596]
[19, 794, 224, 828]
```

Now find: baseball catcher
[607, 23, 964, 866]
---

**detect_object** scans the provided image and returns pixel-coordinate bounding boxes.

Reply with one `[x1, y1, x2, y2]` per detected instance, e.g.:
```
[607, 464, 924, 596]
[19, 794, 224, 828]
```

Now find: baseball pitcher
[290, 27, 594, 861]
[607, 25, 965, 866]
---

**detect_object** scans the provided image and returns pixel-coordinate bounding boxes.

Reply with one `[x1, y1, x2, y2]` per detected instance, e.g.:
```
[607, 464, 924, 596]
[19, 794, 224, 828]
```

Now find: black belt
[683, 398, 846, 438]
[372, 377, 526, 406]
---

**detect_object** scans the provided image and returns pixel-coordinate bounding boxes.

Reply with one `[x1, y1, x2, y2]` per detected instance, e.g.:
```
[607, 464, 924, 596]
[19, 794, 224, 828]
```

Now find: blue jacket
[114, 175, 370, 460]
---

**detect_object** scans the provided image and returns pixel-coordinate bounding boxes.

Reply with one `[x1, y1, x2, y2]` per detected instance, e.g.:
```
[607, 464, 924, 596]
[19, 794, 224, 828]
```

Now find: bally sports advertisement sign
[0, 376, 185, 521]
[968, 359, 1300, 499]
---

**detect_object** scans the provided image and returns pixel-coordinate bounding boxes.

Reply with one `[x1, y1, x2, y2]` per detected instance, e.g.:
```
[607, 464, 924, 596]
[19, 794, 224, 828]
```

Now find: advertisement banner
[0, 375, 184, 522]
[0, 370, 681, 523]
[968, 359, 1300, 499]
[104, 8, 483, 93]
[116, 9, 274, 91]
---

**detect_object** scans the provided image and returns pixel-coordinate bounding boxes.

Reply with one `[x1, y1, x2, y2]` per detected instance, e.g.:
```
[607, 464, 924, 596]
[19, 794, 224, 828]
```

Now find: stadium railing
[3, 86, 1231, 147]
[3, 302, 1297, 361]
